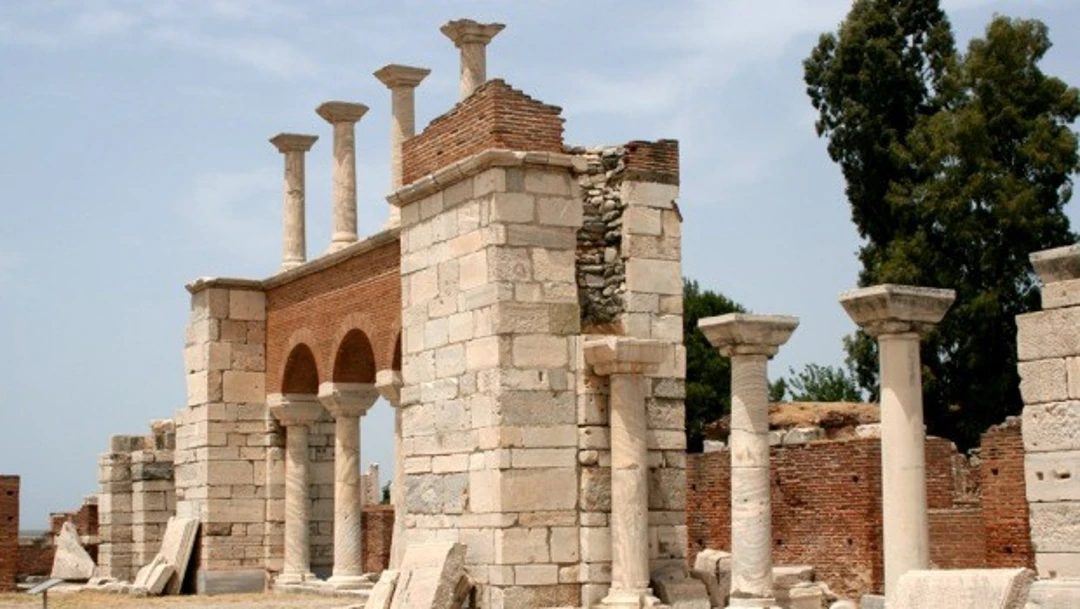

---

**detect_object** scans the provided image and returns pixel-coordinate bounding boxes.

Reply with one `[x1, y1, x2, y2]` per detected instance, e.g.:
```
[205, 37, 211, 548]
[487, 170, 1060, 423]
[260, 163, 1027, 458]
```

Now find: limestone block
[1067, 358, 1080, 399]
[1025, 578, 1080, 608]
[406, 473, 468, 514]
[524, 170, 572, 196]
[860, 594, 886, 609]
[494, 527, 549, 564]
[620, 181, 678, 209]
[776, 582, 827, 609]
[1020, 359, 1069, 405]
[515, 564, 559, 585]
[1023, 402, 1080, 453]
[693, 549, 731, 608]
[368, 569, 400, 609]
[774, 565, 814, 587]
[1041, 278, 1080, 310]
[490, 192, 535, 223]
[1035, 553, 1080, 579]
[782, 427, 825, 445]
[626, 258, 682, 295]
[228, 290, 265, 321]
[830, 602, 857, 609]
[1017, 308, 1080, 362]
[506, 224, 576, 250]
[892, 568, 1034, 609]
[52, 522, 96, 581]
[513, 335, 569, 368]
[651, 564, 710, 609]
[1026, 451, 1080, 502]
[389, 542, 467, 609]
[536, 196, 583, 228]
[158, 516, 199, 595]
[500, 467, 578, 511]
[222, 371, 265, 403]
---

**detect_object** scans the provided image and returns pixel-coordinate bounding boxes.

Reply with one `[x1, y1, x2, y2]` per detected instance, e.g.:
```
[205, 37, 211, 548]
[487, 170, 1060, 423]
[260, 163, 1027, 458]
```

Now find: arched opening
[392, 332, 402, 371]
[281, 344, 319, 394]
[332, 329, 376, 383]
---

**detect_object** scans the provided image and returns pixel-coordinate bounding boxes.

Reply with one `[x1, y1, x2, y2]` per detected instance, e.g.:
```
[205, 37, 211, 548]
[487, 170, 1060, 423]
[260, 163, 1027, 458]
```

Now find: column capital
[698, 313, 798, 357]
[584, 336, 668, 377]
[316, 101, 369, 125]
[1031, 244, 1080, 285]
[267, 393, 324, 427]
[840, 284, 955, 337]
[374, 64, 432, 90]
[317, 382, 379, 418]
[375, 369, 404, 406]
[440, 19, 505, 48]
[270, 133, 318, 153]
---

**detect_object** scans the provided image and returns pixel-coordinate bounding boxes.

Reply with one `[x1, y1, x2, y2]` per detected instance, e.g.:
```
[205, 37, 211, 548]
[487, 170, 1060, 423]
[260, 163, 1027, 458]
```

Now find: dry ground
[0, 591, 357, 609]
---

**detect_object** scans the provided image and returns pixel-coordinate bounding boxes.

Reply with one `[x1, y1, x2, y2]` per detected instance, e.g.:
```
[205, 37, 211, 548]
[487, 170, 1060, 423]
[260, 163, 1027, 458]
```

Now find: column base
[600, 587, 665, 609]
[275, 571, 318, 586]
[726, 597, 780, 609]
[326, 573, 370, 590]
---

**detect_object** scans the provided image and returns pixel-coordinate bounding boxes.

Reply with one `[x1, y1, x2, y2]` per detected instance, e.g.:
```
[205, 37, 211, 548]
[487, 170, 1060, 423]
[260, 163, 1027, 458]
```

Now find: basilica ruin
[3, 16, 1080, 609]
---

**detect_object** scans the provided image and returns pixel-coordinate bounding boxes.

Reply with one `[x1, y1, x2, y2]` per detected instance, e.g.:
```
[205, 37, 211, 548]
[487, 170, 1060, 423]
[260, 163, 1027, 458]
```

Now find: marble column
[439, 19, 505, 100]
[269, 133, 318, 271]
[584, 336, 669, 609]
[375, 369, 406, 569]
[268, 393, 325, 584]
[698, 314, 799, 609]
[374, 64, 431, 228]
[318, 382, 380, 588]
[315, 101, 369, 253]
[840, 284, 955, 603]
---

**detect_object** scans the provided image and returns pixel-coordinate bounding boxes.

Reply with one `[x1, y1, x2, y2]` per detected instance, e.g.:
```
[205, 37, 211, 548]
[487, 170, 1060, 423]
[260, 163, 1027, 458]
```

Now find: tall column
[375, 369, 406, 569]
[315, 101, 369, 253]
[374, 64, 431, 228]
[439, 19, 505, 100]
[268, 394, 325, 584]
[269, 133, 318, 271]
[318, 382, 379, 588]
[839, 284, 955, 603]
[698, 314, 798, 609]
[584, 337, 669, 609]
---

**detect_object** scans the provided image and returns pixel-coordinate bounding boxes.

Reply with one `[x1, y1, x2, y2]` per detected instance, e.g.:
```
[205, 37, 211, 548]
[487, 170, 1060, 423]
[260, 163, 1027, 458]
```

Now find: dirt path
[0, 591, 358, 609]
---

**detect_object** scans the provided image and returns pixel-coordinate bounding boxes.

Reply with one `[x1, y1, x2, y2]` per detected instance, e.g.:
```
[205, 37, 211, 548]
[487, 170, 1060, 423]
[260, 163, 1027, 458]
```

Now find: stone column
[439, 19, 505, 100]
[584, 337, 669, 609]
[698, 314, 798, 608]
[317, 382, 380, 588]
[839, 284, 955, 602]
[375, 369, 405, 569]
[315, 101, 369, 253]
[374, 64, 431, 228]
[268, 394, 325, 584]
[269, 133, 318, 271]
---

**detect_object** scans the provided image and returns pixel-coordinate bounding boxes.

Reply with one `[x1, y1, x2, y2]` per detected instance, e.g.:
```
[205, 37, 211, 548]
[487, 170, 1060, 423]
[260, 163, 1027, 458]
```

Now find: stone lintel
[269, 133, 318, 153]
[375, 369, 404, 406]
[185, 277, 264, 295]
[267, 393, 324, 427]
[697, 313, 798, 358]
[440, 19, 505, 47]
[317, 382, 379, 418]
[1032, 244, 1080, 285]
[374, 64, 432, 89]
[839, 284, 955, 337]
[316, 101, 370, 125]
[584, 336, 668, 376]
[387, 148, 586, 209]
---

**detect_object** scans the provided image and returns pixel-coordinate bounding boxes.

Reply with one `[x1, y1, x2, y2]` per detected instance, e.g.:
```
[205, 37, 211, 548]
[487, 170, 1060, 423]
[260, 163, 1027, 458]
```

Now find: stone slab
[1035, 553, 1080, 579]
[389, 542, 467, 609]
[860, 594, 885, 609]
[1023, 402, 1080, 453]
[367, 569, 400, 609]
[1025, 578, 1080, 608]
[1017, 308, 1080, 362]
[146, 562, 175, 595]
[693, 548, 731, 608]
[1030, 503, 1080, 553]
[1025, 452, 1080, 502]
[651, 564, 709, 609]
[196, 569, 266, 595]
[51, 522, 96, 581]
[773, 565, 814, 587]
[158, 516, 199, 594]
[892, 568, 1034, 609]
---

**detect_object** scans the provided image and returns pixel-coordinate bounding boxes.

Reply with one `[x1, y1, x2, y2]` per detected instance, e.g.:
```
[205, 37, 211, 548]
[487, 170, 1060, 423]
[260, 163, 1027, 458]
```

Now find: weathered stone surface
[892, 568, 1034, 609]
[860, 594, 886, 609]
[146, 561, 175, 595]
[1025, 578, 1080, 608]
[1030, 245, 1080, 284]
[692, 549, 731, 608]
[51, 522, 96, 581]
[651, 564, 709, 609]
[1031, 502, 1080, 553]
[367, 569, 400, 609]
[1017, 308, 1080, 362]
[389, 542, 467, 609]
[157, 516, 199, 595]
[196, 569, 265, 595]
[1019, 359, 1069, 405]
[1041, 278, 1080, 310]
[1023, 402, 1080, 453]
[1035, 553, 1080, 579]
[773, 565, 814, 587]
[1026, 451, 1080, 502]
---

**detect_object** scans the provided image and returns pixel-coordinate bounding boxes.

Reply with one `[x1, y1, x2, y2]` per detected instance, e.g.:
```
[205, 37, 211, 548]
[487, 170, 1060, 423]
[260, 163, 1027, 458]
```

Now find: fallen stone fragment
[50, 522, 95, 581]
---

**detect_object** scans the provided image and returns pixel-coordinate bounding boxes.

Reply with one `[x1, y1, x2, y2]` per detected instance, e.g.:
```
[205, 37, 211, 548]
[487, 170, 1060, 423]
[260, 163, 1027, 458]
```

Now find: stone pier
[840, 284, 955, 602]
[374, 369, 406, 569]
[269, 133, 318, 271]
[315, 101, 368, 253]
[268, 394, 324, 584]
[698, 314, 798, 608]
[374, 64, 430, 228]
[318, 382, 379, 588]
[439, 19, 504, 99]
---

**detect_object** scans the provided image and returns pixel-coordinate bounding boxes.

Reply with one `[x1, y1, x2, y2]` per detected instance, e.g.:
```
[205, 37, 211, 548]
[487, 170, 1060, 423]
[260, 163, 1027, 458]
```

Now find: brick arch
[332, 329, 376, 383]
[280, 328, 321, 394]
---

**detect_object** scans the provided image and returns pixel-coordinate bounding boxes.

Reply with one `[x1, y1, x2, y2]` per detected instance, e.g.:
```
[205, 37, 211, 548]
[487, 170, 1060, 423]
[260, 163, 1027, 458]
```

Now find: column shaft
[459, 43, 486, 99]
[879, 332, 930, 599]
[331, 414, 364, 581]
[390, 406, 406, 568]
[331, 120, 358, 250]
[282, 150, 306, 269]
[608, 373, 652, 595]
[283, 424, 313, 580]
[389, 87, 415, 190]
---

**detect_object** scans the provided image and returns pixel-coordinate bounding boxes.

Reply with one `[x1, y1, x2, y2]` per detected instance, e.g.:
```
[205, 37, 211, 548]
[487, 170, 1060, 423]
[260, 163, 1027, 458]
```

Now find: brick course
[0, 476, 17, 592]
[624, 140, 680, 185]
[980, 419, 1034, 568]
[361, 505, 394, 574]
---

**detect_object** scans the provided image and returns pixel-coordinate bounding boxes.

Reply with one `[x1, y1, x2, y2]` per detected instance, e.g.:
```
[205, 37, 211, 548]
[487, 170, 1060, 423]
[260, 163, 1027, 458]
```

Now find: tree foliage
[806, 2, 1079, 447]
[777, 363, 864, 403]
[683, 279, 744, 452]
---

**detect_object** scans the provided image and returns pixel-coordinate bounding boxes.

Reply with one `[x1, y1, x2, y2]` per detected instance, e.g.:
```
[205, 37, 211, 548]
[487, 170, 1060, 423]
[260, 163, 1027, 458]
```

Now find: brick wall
[0, 476, 17, 592]
[928, 508, 986, 569]
[18, 538, 53, 579]
[624, 140, 680, 185]
[980, 418, 1034, 568]
[362, 505, 394, 574]
[401, 79, 564, 185]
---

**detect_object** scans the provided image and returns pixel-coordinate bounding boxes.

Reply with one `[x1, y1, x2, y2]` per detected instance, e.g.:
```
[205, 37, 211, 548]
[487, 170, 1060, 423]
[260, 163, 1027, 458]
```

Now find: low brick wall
[0, 476, 17, 592]
[17, 538, 53, 578]
[362, 505, 394, 574]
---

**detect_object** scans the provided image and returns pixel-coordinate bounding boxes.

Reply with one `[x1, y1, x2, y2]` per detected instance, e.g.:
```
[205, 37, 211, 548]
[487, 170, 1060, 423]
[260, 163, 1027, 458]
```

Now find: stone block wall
[308, 413, 335, 575]
[97, 436, 142, 580]
[131, 446, 175, 567]
[0, 476, 18, 592]
[1017, 271, 1080, 579]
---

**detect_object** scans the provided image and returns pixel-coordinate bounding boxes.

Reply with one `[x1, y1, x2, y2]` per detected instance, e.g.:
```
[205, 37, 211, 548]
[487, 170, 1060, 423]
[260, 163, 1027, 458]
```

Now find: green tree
[806, 5, 1079, 447]
[778, 363, 864, 402]
[683, 279, 744, 452]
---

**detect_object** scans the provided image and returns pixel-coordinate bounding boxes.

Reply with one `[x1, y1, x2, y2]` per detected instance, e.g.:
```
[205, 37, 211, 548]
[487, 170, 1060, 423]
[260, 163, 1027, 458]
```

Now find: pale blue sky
[2, 0, 1078, 529]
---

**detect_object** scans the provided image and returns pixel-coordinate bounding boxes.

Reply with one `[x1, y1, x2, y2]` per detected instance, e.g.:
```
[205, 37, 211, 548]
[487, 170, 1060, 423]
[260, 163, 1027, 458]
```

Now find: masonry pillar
[268, 394, 324, 584]
[317, 382, 379, 588]
[584, 337, 669, 609]
[698, 314, 797, 608]
[839, 284, 955, 602]
[374, 369, 405, 569]
[439, 19, 504, 99]
[374, 63, 430, 192]
[269, 133, 318, 271]
[316, 101, 368, 253]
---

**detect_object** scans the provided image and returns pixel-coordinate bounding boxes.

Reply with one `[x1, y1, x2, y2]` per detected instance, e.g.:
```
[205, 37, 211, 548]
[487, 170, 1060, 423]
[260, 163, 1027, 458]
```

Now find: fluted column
[440, 19, 505, 100]
[584, 337, 669, 609]
[268, 394, 325, 584]
[375, 369, 406, 569]
[374, 64, 431, 228]
[698, 314, 799, 609]
[316, 101, 369, 253]
[318, 382, 380, 588]
[269, 133, 318, 271]
[840, 285, 955, 603]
